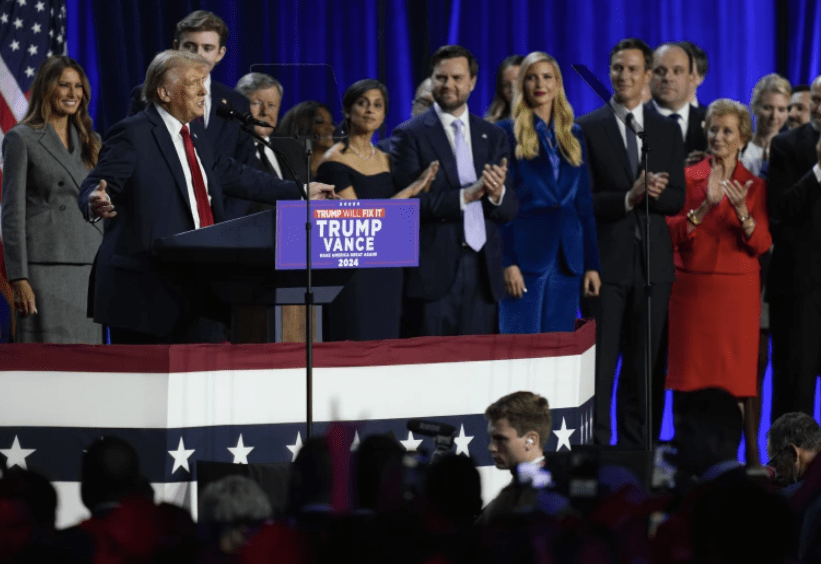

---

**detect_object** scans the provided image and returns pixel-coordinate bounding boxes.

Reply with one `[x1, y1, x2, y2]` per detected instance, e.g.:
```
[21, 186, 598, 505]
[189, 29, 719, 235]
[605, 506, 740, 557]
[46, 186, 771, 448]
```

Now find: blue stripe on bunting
[0, 400, 593, 483]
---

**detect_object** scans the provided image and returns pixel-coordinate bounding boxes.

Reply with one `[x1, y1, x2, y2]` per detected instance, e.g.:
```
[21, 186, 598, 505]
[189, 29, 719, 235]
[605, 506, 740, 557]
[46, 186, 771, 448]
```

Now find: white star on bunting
[13, 17, 22, 29]
[399, 431, 423, 452]
[17, 0, 26, 6]
[31, 23, 41, 33]
[27, 44, 37, 56]
[553, 417, 576, 451]
[1, 436, 36, 470]
[286, 432, 303, 461]
[35, 1, 45, 11]
[10, 40, 19, 51]
[168, 437, 195, 474]
[0, 14, 8, 24]
[24, 67, 34, 77]
[227, 434, 254, 464]
[350, 431, 360, 452]
[453, 424, 474, 456]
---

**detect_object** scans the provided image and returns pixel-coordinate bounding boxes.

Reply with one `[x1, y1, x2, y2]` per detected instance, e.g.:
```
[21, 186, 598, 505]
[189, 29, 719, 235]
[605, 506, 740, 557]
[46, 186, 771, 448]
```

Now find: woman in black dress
[317, 80, 438, 340]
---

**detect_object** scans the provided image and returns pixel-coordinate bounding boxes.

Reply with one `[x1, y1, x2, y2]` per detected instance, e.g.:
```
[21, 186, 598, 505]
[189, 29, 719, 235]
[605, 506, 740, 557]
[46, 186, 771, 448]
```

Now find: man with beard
[391, 45, 517, 336]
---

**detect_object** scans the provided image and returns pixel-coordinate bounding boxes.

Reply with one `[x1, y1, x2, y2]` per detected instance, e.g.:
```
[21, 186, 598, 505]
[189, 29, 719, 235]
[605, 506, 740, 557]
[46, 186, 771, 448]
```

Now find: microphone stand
[572, 65, 655, 454]
[243, 126, 316, 440]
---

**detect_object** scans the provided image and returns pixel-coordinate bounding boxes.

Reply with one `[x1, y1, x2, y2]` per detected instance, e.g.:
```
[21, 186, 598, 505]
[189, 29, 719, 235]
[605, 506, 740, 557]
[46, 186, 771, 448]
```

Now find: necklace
[348, 142, 375, 160]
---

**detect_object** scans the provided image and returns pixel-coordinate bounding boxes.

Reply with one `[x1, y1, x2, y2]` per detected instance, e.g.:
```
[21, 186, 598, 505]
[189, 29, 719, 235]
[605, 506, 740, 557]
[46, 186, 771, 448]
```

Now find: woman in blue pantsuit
[498, 51, 601, 333]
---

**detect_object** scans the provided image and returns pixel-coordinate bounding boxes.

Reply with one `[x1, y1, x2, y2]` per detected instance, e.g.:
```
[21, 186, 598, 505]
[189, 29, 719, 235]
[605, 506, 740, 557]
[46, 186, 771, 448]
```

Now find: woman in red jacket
[666, 99, 771, 431]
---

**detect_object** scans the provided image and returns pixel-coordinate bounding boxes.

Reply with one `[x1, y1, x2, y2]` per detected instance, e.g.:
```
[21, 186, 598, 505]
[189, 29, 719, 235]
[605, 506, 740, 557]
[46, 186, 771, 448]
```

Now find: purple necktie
[452, 119, 486, 252]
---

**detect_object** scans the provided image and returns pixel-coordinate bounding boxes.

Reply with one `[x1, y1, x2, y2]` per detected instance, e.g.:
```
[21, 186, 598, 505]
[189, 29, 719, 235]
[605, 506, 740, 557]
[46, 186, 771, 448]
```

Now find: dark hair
[277, 100, 333, 136]
[21, 55, 99, 168]
[676, 387, 743, 449]
[485, 391, 552, 449]
[792, 84, 811, 93]
[431, 44, 479, 78]
[0, 468, 58, 529]
[485, 54, 524, 123]
[679, 40, 709, 77]
[340, 79, 389, 151]
[174, 10, 228, 47]
[769, 412, 821, 455]
[81, 436, 152, 513]
[654, 41, 694, 74]
[609, 38, 652, 72]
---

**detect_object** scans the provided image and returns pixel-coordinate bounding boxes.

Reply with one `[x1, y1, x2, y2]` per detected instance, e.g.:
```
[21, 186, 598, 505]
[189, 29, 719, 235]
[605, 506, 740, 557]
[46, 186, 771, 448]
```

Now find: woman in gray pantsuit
[1, 56, 103, 343]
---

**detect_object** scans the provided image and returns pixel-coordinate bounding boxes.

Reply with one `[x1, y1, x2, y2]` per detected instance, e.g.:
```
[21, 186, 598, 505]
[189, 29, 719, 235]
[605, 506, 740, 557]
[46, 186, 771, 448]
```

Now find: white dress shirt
[651, 98, 689, 140]
[256, 140, 283, 179]
[202, 74, 212, 128]
[155, 103, 212, 229]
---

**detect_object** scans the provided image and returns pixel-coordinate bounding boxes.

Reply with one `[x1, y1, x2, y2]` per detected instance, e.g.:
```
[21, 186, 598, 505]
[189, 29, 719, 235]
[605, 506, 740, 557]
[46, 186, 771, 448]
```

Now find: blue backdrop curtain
[64, 0, 801, 137]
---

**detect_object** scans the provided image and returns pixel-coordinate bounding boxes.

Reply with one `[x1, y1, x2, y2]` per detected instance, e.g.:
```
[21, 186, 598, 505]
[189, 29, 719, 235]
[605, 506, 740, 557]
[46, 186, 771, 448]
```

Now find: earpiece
[526, 438, 533, 446]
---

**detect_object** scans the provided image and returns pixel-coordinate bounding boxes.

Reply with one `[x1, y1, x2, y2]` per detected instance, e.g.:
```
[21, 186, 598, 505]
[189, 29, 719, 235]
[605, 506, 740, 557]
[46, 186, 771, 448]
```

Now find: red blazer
[667, 158, 771, 274]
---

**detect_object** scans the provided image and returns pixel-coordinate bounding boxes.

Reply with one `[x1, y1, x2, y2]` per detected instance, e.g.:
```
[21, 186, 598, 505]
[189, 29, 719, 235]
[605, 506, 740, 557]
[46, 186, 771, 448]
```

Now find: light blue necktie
[452, 119, 486, 252]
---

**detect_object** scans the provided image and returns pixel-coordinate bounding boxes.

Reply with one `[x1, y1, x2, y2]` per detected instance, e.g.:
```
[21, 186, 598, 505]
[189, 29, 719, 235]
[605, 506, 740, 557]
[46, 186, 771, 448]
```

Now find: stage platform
[0, 320, 595, 527]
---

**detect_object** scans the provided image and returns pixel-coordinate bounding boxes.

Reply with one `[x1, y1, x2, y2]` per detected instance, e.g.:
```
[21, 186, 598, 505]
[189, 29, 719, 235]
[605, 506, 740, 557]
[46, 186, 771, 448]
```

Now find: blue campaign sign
[275, 199, 419, 270]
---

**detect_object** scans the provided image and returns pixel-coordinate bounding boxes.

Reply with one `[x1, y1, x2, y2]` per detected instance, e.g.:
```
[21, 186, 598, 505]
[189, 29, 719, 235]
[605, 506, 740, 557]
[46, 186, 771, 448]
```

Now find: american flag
[0, 0, 67, 341]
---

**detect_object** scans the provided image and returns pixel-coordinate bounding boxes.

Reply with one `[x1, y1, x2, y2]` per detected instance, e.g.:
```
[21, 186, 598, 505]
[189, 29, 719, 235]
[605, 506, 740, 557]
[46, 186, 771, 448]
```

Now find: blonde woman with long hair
[497, 51, 601, 333]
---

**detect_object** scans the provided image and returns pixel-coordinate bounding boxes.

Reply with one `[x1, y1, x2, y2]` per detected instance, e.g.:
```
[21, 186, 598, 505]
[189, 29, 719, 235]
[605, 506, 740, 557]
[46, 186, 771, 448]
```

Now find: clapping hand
[723, 179, 752, 215]
[89, 180, 116, 219]
[647, 172, 669, 200]
[705, 167, 726, 206]
[482, 158, 507, 203]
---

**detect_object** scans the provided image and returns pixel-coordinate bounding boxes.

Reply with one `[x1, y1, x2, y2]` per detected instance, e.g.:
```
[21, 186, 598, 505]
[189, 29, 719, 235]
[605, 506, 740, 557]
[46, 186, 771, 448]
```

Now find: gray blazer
[1, 123, 103, 281]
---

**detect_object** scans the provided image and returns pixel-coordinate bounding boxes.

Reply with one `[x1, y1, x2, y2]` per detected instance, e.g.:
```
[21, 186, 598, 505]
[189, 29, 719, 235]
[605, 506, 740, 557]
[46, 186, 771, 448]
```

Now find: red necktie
[180, 124, 214, 227]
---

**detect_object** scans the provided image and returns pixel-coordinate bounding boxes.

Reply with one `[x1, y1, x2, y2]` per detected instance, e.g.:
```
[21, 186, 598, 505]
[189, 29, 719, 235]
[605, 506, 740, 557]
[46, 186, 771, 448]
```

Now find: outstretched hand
[308, 182, 339, 200]
[89, 180, 116, 219]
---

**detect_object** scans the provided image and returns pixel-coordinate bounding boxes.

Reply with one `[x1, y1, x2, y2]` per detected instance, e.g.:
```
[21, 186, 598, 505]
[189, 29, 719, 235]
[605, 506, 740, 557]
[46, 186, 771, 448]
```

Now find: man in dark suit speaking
[390, 45, 517, 336]
[577, 38, 685, 447]
[78, 50, 333, 344]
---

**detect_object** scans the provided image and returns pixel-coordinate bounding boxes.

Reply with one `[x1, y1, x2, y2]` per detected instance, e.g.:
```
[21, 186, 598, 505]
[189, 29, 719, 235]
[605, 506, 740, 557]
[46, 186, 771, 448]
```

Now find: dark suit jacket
[129, 80, 256, 217]
[390, 108, 518, 302]
[645, 101, 707, 156]
[576, 104, 686, 285]
[77, 104, 303, 336]
[245, 135, 310, 213]
[767, 123, 820, 298]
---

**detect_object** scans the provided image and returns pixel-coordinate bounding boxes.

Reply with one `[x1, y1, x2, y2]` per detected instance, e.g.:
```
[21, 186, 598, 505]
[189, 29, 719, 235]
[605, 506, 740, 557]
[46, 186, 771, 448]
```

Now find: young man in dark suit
[768, 75, 821, 421]
[576, 38, 685, 447]
[390, 45, 517, 336]
[79, 51, 333, 344]
[127, 11, 256, 218]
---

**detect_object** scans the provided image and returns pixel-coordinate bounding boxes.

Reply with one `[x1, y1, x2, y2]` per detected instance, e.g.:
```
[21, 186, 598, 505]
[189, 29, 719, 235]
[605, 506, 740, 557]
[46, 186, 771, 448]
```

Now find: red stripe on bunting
[0, 319, 596, 373]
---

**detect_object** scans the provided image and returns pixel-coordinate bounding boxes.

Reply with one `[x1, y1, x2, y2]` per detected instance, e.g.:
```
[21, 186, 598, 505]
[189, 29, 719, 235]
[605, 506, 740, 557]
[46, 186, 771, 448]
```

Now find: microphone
[216, 104, 270, 129]
[407, 418, 456, 438]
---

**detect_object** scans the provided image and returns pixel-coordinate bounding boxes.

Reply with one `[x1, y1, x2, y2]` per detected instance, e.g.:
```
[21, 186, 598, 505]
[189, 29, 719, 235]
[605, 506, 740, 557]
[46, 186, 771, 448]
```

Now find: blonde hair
[705, 98, 754, 146]
[750, 73, 791, 110]
[512, 52, 582, 166]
